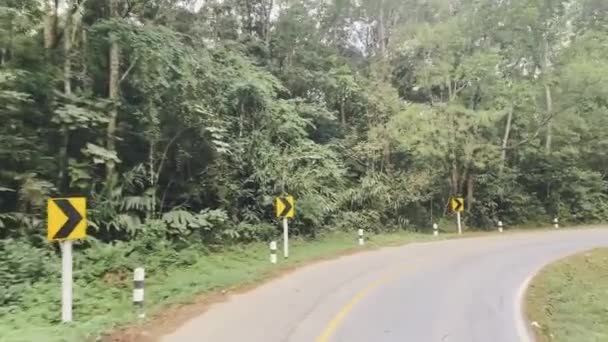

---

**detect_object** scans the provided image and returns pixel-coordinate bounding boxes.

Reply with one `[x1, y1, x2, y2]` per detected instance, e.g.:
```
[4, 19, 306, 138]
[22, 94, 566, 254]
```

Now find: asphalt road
[161, 228, 608, 342]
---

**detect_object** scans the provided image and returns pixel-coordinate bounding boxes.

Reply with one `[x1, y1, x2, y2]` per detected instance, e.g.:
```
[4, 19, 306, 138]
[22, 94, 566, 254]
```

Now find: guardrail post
[133, 267, 145, 319]
[270, 241, 277, 264]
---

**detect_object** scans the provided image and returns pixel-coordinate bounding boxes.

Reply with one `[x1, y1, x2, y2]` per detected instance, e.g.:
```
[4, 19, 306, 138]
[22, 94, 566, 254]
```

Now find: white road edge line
[515, 273, 536, 342]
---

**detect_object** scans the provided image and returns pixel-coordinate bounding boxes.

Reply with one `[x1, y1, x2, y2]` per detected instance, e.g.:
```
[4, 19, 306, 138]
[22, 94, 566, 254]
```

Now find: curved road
[161, 228, 608, 342]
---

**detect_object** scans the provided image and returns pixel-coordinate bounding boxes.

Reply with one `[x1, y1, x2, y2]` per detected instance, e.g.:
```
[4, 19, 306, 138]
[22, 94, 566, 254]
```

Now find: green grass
[0, 230, 460, 342]
[526, 248, 608, 342]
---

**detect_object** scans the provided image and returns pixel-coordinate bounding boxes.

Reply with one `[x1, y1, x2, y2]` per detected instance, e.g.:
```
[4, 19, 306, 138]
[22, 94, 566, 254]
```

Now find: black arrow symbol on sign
[53, 199, 83, 240]
[454, 199, 463, 211]
[279, 197, 292, 217]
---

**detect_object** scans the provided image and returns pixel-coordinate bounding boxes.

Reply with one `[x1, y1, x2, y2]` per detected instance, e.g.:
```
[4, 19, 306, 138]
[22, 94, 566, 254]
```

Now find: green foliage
[0, 240, 58, 312]
[0, 0, 607, 337]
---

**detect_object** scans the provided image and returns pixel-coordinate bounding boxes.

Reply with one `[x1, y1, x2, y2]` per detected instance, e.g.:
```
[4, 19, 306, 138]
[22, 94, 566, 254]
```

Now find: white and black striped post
[433, 223, 439, 237]
[553, 217, 559, 229]
[270, 241, 277, 264]
[358, 229, 364, 246]
[498, 221, 504, 233]
[133, 267, 145, 319]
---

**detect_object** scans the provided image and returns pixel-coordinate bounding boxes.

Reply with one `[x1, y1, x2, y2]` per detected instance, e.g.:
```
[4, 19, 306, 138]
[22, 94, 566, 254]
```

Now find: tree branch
[453, 80, 469, 98]
[122, 0, 135, 18]
[119, 57, 138, 84]
[504, 111, 556, 150]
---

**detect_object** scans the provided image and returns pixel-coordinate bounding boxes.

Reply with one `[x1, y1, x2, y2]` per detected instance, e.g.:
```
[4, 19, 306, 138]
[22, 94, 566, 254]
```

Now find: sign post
[283, 217, 289, 258]
[276, 195, 295, 259]
[61, 240, 73, 322]
[450, 197, 464, 235]
[48, 197, 86, 323]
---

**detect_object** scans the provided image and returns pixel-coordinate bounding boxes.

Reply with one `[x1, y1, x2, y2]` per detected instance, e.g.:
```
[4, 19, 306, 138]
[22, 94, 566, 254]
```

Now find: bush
[330, 210, 382, 233]
[0, 239, 58, 312]
[224, 222, 277, 242]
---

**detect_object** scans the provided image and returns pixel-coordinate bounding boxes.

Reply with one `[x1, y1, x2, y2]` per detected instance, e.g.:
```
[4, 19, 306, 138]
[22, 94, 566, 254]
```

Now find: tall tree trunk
[262, 0, 273, 45]
[239, 102, 245, 137]
[149, 141, 156, 218]
[466, 173, 474, 213]
[245, 0, 254, 35]
[383, 139, 391, 172]
[59, 9, 73, 192]
[80, 26, 90, 92]
[450, 108, 459, 195]
[542, 35, 553, 153]
[106, 0, 120, 182]
[459, 166, 468, 196]
[544, 84, 553, 152]
[44, 0, 57, 49]
[500, 105, 513, 168]
[340, 97, 346, 127]
[451, 159, 459, 195]
[377, 0, 386, 58]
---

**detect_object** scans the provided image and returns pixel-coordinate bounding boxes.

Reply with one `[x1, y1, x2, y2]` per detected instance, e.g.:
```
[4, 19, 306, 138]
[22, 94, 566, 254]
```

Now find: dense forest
[1, 0, 607, 320]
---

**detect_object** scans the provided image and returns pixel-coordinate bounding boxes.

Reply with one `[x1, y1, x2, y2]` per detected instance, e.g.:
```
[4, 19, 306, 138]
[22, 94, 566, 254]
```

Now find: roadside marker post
[358, 229, 364, 246]
[433, 223, 439, 237]
[498, 221, 504, 233]
[47, 197, 87, 323]
[270, 241, 277, 264]
[553, 217, 559, 229]
[133, 267, 145, 319]
[276, 196, 295, 259]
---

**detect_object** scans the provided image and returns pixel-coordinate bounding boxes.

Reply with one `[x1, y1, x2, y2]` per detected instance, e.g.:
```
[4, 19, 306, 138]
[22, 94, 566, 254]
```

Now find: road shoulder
[525, 248, 608, 342]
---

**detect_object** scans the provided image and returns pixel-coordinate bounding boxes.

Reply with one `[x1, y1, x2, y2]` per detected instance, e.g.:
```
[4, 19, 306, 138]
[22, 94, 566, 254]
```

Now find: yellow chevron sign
[451, 197, 464, 213]
[47, 197, 87, 241]
[276, 196, 295, 219]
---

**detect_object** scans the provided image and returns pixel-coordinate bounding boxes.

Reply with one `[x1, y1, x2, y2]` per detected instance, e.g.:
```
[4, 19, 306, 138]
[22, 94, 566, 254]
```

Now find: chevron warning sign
[275, 196, 295, 219]
[47, 197, 87, 241]
[451, 197, 464, 213]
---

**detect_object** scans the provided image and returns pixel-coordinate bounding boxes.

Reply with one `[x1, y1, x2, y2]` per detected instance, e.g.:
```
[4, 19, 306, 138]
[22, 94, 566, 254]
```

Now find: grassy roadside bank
[1, 230, 463, 342]
[526, 248, 608, 342]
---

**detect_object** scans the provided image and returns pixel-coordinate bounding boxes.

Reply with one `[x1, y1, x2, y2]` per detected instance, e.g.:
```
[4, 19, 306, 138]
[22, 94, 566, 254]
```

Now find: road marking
[316, 268, 410, 342]
[515, 273, 538, 342]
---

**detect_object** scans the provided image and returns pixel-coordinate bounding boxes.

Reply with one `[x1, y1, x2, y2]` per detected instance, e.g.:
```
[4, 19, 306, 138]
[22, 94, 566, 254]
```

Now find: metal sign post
[283, 217, 289, 259]
[61, 241, 73, 323]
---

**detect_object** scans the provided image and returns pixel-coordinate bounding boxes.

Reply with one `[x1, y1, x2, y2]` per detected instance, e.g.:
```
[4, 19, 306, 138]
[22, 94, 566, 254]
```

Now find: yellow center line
[316, 267, 412, 342]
